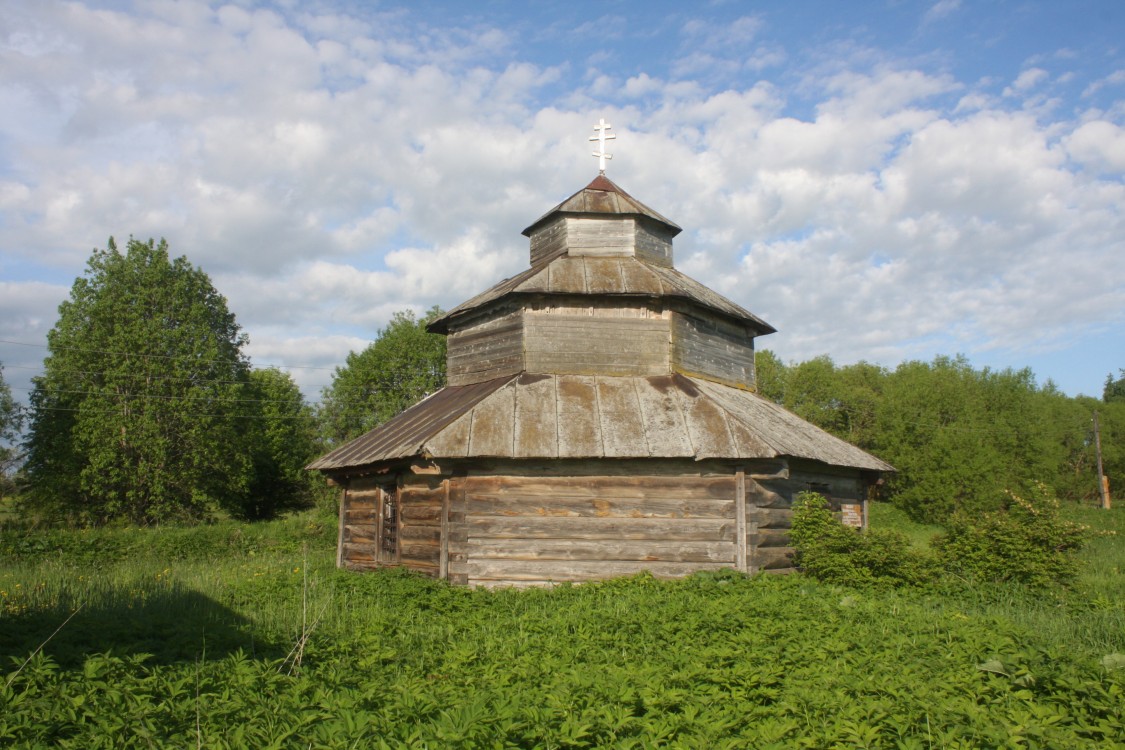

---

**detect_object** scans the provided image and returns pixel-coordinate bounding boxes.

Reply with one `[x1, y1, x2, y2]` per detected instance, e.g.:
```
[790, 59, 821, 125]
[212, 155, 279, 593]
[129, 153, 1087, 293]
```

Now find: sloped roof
[307, 373, 893, 472]
[428, 254, 776, 335]
[522, 174, 682, 237]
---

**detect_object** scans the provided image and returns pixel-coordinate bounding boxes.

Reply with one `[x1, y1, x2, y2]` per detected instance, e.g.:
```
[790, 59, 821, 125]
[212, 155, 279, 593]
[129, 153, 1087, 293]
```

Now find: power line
[0, 337, 344, 372]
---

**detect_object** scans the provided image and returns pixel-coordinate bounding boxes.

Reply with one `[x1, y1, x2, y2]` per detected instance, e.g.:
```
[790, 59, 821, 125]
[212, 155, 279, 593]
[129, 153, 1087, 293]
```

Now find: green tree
[1105, 369, 1125, 403]
[237, 368, 320, 520]
[319, 308, 446, 445]
[0, 363, 22, 495]
[754, 349, 788, 403]
[24, 238, 253, 525]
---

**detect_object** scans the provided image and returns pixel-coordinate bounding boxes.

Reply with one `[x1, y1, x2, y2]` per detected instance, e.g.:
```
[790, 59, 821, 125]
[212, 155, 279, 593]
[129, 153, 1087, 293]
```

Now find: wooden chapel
[308, 136, 893, 587]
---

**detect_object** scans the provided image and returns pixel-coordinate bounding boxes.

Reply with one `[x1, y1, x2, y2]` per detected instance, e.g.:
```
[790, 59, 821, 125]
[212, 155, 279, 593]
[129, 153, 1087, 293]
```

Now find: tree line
[0, 237, 1118, 526]
[757, 352, 1123, 522]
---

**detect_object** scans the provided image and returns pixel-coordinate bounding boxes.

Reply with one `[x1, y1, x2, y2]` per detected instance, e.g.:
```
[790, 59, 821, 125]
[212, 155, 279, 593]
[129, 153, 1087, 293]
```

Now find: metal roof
[308, 373, 893, 473]
[428, 255, 776, 335]
[522, 174, 682, 237]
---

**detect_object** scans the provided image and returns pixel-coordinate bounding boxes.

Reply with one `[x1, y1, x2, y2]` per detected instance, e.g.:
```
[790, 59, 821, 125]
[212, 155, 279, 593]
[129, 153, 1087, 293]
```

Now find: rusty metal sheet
[547, 256, 588, 293]
[513, 373, 558, 458]
[523, 174, 682, 238]
[582, 257, 628, 294]
[618, 258, 664, 295]
[466, 377, 516, 456]
[634, 376, 694, 455]
[556, 375, 602, 457]
[308, 373, 893, 472]
[306, 376, 513, 470]
[595, 377, 648, 458]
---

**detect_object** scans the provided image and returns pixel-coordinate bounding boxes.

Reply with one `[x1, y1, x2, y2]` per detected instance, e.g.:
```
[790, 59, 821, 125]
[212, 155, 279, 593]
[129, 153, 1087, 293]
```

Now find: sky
[1, 0, 1123, 409]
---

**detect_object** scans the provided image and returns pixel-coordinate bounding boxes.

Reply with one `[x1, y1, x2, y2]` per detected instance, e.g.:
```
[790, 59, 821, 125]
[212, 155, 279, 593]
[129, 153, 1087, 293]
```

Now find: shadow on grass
[0, 583, 283, 668]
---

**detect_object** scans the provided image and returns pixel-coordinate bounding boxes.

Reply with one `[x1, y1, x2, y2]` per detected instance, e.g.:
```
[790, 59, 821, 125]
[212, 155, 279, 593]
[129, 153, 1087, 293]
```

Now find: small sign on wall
[839, 503, 864, 528]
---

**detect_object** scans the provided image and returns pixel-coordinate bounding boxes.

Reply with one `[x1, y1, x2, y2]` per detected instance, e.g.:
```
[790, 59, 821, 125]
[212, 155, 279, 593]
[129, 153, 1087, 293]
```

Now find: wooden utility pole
[1093, 411, 1111, 509]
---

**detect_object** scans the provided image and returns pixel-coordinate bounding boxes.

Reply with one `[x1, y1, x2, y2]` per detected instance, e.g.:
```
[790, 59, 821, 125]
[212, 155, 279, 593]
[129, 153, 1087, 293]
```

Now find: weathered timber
[524, 316, 669, 376]
[751, 507, 794, 529]
[464, 539, 734, 563]
[671, 310, 755, 389]
[529, 216, 568, 266]
[343, 524, 378, 545]
[736, 469, 747, 572]
[447, 312, 524, 386]
[452, 559, 731, 583]
[462, 473, 737, 499]
[751, 546, 795, 571]
[465, 495, 735, 519]
[463, 517, 734, 540]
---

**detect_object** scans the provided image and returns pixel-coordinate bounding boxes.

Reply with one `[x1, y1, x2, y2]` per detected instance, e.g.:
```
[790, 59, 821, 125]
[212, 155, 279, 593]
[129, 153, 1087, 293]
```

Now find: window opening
[380, 486, 398, 559]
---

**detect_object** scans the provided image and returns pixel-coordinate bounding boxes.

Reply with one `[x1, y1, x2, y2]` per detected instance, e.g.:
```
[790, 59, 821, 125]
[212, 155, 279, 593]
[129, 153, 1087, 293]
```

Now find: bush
[790, 492, 937, 588]
[934, 482, 1094, 587]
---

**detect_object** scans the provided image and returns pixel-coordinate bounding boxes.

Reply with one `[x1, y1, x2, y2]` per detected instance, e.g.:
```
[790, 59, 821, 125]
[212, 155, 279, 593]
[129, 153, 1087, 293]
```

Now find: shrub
[934, 482, 1094, 587]
[790, 492, 937, 587]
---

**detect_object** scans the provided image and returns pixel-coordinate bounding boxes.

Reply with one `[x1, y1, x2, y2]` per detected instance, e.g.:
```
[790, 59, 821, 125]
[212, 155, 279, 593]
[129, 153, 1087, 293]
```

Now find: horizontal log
[752, 547, 795, 571]
[343, 524, 377, 545]
[342, 543, 377, 562]
[399, 525, 441, 543]
[399, 544, 440, 565]
[400, 505, 442, 522]
[466, 495, 734, 519]
[465, 539, 734, 564]
[342, 560, 382, 571]
[464, 474, 737, 500]
[749, 529, 790, 548]
[750, 508, 793, 529]
[346, 496, 378, 509]
[344, 508, 379, 523]
[464, 517, 734, 541]
[453, 559, 733, 582]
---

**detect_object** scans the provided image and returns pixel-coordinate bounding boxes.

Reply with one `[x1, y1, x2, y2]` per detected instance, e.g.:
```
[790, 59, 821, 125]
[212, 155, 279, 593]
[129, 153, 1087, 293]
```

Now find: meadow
[1, 504, 1123, 749]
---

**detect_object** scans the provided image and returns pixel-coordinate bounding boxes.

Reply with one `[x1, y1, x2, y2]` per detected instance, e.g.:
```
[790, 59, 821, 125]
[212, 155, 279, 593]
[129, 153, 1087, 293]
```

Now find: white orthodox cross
[590, 118, 616, 173]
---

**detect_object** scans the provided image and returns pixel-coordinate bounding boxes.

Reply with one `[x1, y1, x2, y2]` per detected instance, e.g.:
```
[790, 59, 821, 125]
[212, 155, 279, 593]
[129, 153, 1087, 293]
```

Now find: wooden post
[1094, 411, 1111, 509]
[440, 478, 451, 580]
[336, 485, 346, 568]
[735, 469, 747, 573]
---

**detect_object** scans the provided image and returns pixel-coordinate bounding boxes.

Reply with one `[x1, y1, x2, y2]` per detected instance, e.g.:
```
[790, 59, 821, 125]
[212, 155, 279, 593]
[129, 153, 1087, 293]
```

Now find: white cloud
[1004, 67, 1048, 96]
[1066, 120, 1125, 171]
[1, 0, 1123, 403]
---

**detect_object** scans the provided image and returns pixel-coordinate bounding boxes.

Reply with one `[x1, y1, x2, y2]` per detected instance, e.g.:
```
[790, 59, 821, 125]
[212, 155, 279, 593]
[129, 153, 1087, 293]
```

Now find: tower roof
[522, 174, 682, 238]
[427, 254, 775, 335]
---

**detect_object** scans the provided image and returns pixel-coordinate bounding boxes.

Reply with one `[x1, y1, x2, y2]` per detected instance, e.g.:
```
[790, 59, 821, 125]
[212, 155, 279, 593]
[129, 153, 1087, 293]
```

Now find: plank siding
[565, 216, 636, 257]
[529, 217, 568, 266]
[524, 316, 669, 376]
[671, 311, 756, 389]
[634, 221, 674, 267]
[447, 311, 524, 386]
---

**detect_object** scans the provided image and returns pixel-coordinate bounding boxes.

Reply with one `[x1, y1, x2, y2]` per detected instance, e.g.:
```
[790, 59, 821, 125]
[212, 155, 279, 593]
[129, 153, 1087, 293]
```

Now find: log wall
[448, 473, 738, 587]
[529, 217, 568, 266]
[397, 475, 445, 575]
[523, 314, 670, 376]
[447, 311, 524, 386]
[336, 459, 875, 583]
[671, 311, 756, 389]
[338, 477, 387, 571]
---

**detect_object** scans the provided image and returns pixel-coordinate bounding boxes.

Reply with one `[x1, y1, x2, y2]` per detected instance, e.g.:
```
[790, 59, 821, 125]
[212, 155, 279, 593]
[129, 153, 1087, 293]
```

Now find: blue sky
[1, 0, 1123, 406]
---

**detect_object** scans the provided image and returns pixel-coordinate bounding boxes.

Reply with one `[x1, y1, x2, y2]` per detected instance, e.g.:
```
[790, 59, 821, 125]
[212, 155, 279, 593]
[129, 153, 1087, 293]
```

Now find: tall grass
[0, 505, 1122, 747]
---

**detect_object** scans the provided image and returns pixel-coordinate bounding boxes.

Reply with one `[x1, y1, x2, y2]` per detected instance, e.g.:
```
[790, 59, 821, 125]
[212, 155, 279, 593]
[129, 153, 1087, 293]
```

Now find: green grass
[0, 507, 1123, 748]
[866, 501, 943, 549]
